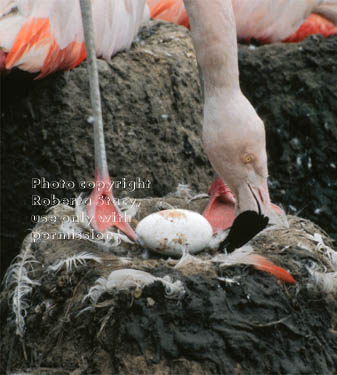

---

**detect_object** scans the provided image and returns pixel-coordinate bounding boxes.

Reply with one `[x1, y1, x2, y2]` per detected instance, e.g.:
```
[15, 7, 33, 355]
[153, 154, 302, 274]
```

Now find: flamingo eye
[243, 154, 254, 164]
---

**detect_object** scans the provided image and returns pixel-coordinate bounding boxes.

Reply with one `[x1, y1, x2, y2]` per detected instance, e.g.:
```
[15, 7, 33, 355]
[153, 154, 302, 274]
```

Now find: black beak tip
[219, 210, 269, 253]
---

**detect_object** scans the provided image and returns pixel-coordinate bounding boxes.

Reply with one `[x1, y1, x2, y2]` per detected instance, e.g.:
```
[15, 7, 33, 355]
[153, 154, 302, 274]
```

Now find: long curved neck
[183, 0, 240, 96]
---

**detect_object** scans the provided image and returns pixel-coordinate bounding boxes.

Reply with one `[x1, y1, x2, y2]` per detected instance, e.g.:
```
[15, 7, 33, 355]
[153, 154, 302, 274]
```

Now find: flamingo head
[203, 90, 287, 251]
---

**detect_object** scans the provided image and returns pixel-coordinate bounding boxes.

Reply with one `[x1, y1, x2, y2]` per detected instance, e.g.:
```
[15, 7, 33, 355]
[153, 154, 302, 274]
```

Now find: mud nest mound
[1, 21, 337, 276]
[1, 191, 337, 375]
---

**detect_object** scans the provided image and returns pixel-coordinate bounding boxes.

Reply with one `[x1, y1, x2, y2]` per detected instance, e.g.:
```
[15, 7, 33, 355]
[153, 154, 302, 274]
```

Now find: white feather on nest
[173, 184, 194, 200]
[309, 270, 337, 294]
[212, 245, 257, 267]
[4, 234, 40, 337]
[302, 232, 337, 293]
[174, 183, 209, 202]
[310, 233, 337, 268]
[174, 248, 209, 269]
[47, 251, 102, 273]
[84, 269, 185, 304]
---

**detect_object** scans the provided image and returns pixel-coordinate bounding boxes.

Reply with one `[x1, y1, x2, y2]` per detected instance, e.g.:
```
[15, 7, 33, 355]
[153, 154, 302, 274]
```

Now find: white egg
[136, 209, 213, 257]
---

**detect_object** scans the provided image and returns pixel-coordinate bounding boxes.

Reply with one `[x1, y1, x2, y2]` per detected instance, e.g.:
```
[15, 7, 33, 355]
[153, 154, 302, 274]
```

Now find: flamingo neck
[183, 0, 240, 96]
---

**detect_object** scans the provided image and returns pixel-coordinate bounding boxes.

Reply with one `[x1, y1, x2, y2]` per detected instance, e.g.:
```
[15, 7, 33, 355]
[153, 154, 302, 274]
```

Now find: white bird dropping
[136, 209, 213, 257]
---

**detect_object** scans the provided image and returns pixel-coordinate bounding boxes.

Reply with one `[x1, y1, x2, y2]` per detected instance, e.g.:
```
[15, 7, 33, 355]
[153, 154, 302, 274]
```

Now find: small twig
[6, 334, 17, 374]
[97, 306, 115, 339]
[55, 274, 88, 347]
[21, 339, 28, 362]
[248, 315, 290, 328]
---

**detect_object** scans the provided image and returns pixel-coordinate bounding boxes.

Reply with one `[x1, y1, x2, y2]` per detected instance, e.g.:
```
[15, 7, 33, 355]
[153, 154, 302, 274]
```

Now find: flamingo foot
[203, 178, 284, 234]
[203, 178, 236, 234]
[86, 174, 137, 241]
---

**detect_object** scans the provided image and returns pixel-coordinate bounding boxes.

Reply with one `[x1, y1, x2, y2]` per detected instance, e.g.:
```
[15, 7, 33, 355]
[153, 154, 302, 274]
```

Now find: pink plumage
[148, 0, 337, 42]
[0, 0, 149, 77]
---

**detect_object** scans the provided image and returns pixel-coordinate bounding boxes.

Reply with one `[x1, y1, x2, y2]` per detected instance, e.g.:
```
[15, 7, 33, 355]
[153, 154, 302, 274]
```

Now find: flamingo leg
[79, 0, 137, 241]
[203, 178, 236, 234]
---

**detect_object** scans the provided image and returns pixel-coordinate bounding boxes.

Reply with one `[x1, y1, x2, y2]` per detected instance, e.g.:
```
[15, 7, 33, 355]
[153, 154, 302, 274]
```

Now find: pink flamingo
[148, 0, 337, 43]
[82, 0, 295, 283]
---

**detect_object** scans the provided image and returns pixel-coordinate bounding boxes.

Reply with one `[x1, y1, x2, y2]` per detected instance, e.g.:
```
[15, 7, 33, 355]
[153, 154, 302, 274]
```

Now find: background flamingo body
[0, 0, 149, 78]
[1, 0, 336, 78]
[148, 0, 189, 28]
[284, 13, 337, 42]
[148, 0, 337, 42]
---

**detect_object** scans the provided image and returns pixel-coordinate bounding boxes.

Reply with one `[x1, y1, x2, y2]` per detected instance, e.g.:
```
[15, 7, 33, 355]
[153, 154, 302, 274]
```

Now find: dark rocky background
[1, 20, 337, 275]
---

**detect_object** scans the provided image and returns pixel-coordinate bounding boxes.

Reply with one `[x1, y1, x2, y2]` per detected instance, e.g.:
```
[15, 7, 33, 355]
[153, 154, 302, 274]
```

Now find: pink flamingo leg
[87, 173, 136, 240]
[203, 178, 236, 233]
[80, 0, 137, 241]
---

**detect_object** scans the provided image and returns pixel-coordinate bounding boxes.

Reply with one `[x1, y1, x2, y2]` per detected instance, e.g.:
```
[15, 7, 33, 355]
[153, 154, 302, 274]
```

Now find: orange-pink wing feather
[147, 0, 337, 42]
[1, 0, 149, 77]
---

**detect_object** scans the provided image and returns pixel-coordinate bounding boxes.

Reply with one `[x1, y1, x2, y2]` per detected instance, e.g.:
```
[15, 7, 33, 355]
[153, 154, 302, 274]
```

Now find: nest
[1, 189, 337, 375]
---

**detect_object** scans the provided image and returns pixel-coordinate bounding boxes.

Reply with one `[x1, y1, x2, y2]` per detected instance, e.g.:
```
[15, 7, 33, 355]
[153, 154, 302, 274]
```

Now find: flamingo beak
[219, 182, 287, 252]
